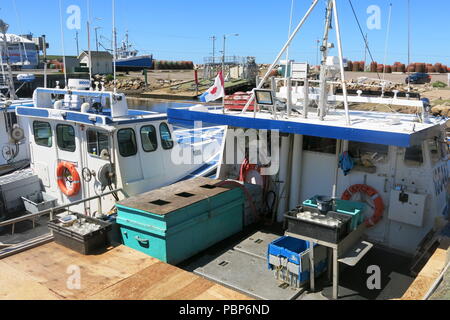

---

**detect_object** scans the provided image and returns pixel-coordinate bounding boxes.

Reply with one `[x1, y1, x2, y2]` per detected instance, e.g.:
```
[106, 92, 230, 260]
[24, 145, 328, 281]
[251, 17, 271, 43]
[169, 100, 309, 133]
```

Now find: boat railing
[254, 75, 427, 122]
[0, 188, 127, 231]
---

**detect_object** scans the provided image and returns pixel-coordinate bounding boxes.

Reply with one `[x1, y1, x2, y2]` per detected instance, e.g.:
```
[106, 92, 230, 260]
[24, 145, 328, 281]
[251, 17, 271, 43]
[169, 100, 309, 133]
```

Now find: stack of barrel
[154, 60, 194, 70]
[345, 60, 448, 74]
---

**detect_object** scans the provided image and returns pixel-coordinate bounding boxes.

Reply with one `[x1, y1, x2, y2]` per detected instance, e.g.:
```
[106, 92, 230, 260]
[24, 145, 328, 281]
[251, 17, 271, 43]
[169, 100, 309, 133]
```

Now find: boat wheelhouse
[14, 80, 223, 215]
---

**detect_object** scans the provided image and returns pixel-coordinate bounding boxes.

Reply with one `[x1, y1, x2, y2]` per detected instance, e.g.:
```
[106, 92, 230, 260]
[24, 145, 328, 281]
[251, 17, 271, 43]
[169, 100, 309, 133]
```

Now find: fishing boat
[0, 19, 34, 176]
[10, 79, 223, 214]
[165, 0, 450, 299]
[115, 32, 153, 71]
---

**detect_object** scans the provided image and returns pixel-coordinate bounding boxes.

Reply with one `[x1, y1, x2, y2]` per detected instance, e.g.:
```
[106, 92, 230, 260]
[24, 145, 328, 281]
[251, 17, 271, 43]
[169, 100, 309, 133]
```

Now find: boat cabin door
[81, 127, 115, 214]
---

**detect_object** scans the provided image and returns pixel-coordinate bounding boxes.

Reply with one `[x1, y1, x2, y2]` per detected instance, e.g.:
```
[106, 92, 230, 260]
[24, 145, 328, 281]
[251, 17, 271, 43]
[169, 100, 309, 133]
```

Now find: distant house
[78, 51, 113, 75]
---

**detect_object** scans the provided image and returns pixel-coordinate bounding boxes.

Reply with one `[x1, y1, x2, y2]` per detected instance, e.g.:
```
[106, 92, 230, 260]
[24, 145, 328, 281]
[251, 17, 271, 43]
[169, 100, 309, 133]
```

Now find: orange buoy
[342, 184, 384, 227]
[56, 162, 81, 197]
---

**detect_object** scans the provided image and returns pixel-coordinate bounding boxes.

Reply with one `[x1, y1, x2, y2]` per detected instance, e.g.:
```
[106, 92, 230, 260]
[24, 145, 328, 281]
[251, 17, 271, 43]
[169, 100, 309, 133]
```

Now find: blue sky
[1, 0, 449, 65]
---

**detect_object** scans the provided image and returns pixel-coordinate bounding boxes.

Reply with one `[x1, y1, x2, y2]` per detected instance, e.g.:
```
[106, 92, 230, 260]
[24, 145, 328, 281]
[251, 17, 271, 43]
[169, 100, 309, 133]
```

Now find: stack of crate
[116, 177, 244, 265]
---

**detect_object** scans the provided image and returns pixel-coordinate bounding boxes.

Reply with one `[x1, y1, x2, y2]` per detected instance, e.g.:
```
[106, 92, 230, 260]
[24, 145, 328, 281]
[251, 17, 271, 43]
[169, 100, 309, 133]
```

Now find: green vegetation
[432, 81, 447, 88]
[431, 99, 450, 107]
[105, 74, 114, 82]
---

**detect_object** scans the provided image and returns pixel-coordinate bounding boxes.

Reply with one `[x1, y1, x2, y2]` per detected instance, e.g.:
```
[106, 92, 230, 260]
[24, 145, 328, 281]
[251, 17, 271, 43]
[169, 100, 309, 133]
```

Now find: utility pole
[75, 31, 79, 56]
[95, 27, 101, 52]
[42, 34, 48, 88]
[364, 33, 368, 69]
[210, 36, 216, 64]
[316, 39, 320, 66]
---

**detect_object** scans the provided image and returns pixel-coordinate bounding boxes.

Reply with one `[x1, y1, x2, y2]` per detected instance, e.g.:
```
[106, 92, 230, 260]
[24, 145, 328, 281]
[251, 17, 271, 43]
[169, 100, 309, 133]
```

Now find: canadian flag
[199, 71, 225, 102]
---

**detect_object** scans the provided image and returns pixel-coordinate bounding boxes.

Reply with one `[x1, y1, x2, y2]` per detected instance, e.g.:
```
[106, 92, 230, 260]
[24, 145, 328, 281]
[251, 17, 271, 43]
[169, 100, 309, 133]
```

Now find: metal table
[286, 223, 372, 299]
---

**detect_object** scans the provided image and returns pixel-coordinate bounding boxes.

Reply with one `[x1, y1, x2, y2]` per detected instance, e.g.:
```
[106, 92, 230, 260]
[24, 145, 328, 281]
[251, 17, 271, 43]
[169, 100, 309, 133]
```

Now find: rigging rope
[348, 0, 381, 80]
[12, 0, 29, 64]
[382, 3, 393, 82]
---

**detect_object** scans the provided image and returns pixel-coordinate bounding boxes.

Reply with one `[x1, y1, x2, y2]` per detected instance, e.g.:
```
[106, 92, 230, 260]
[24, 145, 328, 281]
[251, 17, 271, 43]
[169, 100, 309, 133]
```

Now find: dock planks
[0, 242, 251, 300]
[401, 243, 449, 300]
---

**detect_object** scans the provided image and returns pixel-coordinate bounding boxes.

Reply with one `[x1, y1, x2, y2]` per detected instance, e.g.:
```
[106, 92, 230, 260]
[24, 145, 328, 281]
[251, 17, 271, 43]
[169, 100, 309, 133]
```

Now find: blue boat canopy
[167, 107, 444, 148]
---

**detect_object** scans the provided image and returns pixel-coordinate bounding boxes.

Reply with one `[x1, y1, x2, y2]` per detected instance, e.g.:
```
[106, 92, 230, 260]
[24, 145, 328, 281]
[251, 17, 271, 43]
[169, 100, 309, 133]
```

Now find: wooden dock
[0, 242, 251, 300]
[401, 238, 450, 300]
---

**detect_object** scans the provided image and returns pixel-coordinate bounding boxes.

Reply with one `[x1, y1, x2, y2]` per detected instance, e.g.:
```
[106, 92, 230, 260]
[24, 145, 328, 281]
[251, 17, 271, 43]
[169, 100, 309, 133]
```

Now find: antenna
[58, 0, 67, 88]
[112, 0, 117, 93]
[87, 0, 93, 89]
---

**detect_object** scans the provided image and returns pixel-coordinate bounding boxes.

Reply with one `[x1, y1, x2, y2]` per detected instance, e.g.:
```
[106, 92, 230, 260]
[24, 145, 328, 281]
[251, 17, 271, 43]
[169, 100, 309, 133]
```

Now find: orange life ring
[341, 184, 385, 227]
[56, 162, 81, 197]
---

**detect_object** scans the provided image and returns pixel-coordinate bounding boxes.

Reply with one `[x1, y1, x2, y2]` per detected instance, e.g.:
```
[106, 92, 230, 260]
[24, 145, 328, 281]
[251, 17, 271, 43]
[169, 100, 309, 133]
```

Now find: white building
[78, 51, 113, 75]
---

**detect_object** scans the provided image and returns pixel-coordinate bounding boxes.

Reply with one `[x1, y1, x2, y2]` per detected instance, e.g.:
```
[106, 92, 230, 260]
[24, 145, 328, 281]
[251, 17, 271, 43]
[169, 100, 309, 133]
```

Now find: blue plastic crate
[303, 197, 365, 230]
[267, 236, 327, 287]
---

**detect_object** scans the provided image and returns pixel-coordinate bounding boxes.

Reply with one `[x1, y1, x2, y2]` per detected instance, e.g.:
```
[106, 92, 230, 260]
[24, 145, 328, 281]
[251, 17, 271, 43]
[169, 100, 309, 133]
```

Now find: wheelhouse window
[303, 136, 337, 154]
[427, 139, 440, 165]
[87, 129, 110, 156]
[141, 125, 158, 152]
[348, 141, 389, 165]
[56, 124, 76, 152]
[33, 121, 52, 147]
[404, 144, 423, 166]
[159, 123, 174, 150]
[117, 128, 137, 157]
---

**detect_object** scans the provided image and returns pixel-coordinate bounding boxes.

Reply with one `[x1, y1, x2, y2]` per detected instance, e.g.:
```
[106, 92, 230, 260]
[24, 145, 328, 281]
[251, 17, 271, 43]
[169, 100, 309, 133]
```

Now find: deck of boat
[0, 242, 251, 300]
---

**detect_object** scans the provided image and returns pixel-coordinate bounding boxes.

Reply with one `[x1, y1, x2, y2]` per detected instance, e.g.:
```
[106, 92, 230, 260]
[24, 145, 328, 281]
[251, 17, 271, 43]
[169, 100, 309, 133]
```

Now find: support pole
[318, 0, 334, 120]
[286, 77, 292, 117]
[289, 134, 303, 209]
[332, 0, 351, 126]
[303, 78, 309, 118]
[42, 34, 48, 88]
[332, 139, 342, 199]
[241, 0, 320, 114]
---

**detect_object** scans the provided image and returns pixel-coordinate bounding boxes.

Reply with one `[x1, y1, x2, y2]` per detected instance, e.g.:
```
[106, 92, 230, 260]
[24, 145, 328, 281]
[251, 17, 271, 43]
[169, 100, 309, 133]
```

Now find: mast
[112, 0, 117, 93]
[318, 0, 333, 121]
[87, 0, 93, 88]
[0, 20, 17, 100]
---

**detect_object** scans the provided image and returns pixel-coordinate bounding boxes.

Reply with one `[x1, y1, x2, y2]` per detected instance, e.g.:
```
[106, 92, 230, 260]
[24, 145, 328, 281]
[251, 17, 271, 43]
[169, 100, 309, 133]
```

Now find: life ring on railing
[57, 162, 81, 197]
[341, 184, 385, 227]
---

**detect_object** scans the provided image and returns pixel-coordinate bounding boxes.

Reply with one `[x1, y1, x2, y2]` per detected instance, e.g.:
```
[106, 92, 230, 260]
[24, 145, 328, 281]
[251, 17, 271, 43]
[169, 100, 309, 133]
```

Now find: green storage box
[303, 196, 365, 230]
[116, 178, 244, 265]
